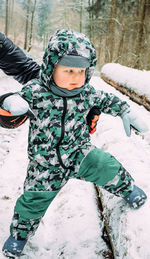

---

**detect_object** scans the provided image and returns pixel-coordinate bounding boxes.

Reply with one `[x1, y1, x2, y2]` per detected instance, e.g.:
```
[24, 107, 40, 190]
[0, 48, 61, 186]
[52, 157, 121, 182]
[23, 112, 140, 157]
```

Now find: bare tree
[10, 0, 15, 38]
[24, 0, 31, 50]
[79, 0, 83, 32]
[134, 0, 146, 68]
[28, 0, 37, 52]
[105, 0, 117, 63]
[88, 0, 95, 41]
[5, 0, 9, 35]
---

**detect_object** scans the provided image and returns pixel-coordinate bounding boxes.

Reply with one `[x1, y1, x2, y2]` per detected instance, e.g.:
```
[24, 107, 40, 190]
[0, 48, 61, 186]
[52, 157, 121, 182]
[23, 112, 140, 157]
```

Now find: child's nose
[72, 72, 78, 80]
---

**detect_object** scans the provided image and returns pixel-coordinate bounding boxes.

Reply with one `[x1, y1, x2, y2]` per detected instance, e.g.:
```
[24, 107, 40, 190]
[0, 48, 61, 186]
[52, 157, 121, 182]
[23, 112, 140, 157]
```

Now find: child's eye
[65, 69, 85, 73]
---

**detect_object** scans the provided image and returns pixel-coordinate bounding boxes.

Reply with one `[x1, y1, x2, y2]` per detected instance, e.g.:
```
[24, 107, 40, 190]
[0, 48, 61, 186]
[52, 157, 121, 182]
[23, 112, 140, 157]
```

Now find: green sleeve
[92, 88, 130, 116]
[17, 84, 34, 107]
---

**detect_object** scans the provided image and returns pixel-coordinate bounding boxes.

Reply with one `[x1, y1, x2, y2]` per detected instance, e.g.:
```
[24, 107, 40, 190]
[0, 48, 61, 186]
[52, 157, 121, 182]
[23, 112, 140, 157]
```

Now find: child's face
[53, 65, 86, 90]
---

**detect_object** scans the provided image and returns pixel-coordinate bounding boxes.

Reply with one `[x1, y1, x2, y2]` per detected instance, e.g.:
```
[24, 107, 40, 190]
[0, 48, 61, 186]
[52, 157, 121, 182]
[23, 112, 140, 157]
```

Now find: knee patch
[15, 191, 59, 220]
[78, 148, 121, 186]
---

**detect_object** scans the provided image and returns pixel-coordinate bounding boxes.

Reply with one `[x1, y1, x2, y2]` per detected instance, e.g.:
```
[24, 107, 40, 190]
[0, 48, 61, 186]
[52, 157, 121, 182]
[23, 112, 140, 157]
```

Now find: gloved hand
[123, 185, 147, 208]
[87, 107, 101, 134]
[3, 94, 29, 116]
[121, 109, 149, 137]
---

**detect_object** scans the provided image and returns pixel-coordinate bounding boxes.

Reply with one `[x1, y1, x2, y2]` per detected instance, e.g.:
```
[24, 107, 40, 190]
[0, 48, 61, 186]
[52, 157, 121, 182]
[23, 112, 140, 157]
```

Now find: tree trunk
[105, 0, 117, 63]
[134, 0, 146, 68]
[79, 0, 83, 32]
[43, 33, 49, 51]
[24, 0, 31, 50]
[9, 0, 15, 39]
[115, 15, 128, 64]
[88, 0, 94, 41]
[5, 0, 9, 36]
[28, 0, 37, 52]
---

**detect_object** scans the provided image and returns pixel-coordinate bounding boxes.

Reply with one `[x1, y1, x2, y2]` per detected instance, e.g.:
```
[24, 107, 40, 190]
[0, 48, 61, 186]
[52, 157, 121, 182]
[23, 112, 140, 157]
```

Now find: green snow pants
[10, 148, 134, 240]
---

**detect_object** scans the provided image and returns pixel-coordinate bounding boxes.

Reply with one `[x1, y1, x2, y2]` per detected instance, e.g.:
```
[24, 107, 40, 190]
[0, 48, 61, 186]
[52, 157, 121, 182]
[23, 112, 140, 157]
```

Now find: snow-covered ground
[90, 76, 150, 259]
[0, 67, 150, 258]
[0, 125, 109, 259]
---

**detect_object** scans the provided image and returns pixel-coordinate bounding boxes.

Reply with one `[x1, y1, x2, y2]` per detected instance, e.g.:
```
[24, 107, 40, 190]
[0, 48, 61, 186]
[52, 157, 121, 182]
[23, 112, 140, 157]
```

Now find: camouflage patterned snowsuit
[10, 29, 134, 240]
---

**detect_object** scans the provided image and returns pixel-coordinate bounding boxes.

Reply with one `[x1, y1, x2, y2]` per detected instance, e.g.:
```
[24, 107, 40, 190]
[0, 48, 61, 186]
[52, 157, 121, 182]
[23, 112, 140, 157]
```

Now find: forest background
[0, 0, 150, 70]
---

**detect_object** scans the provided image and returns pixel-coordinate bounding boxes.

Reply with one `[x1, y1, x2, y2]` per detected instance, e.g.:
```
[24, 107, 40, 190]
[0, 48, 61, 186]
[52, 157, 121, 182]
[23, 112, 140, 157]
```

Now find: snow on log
[101, 63, 150, 111]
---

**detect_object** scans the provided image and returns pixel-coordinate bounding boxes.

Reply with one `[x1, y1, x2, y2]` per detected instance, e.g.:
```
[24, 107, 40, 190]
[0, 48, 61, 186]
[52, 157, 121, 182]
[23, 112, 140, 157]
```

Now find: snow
[90, 75, 150, 259]
[101, 63, 150, 100]
[0, 65, 150, 258]
[0, 127, 108, 258]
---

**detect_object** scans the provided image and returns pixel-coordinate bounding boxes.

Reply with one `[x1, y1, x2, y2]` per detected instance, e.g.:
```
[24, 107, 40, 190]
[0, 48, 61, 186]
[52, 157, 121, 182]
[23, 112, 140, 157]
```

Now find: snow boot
[123, 185, 147, 208]
[2, 235, 27, 258]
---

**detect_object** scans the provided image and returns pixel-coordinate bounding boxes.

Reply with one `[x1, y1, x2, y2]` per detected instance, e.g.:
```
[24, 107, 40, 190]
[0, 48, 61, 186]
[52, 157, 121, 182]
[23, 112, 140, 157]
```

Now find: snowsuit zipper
[56, 97, 73, 170]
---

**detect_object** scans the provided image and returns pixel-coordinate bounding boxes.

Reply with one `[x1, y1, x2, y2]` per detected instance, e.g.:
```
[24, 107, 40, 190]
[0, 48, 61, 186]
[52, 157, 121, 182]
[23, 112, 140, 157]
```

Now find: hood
[40, 29, 97, 89]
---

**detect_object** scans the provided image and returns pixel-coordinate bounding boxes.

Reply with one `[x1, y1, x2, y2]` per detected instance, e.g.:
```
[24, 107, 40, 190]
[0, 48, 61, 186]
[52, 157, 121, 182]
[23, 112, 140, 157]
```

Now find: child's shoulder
[22, 79, 47, 93]
[84, 83, 98, 95]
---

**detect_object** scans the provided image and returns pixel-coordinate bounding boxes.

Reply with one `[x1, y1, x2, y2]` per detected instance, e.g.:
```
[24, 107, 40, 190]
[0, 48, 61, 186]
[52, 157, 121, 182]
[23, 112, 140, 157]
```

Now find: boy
[0, 31, 100, 133]
[2, 29, 148, 258]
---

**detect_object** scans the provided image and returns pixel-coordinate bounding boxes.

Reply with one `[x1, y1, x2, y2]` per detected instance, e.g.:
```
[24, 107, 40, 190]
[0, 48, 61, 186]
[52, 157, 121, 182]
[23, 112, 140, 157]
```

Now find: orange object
[0, 108, 12, 116]
[0, 108, 28, 129]
[89, 115, 100, 134]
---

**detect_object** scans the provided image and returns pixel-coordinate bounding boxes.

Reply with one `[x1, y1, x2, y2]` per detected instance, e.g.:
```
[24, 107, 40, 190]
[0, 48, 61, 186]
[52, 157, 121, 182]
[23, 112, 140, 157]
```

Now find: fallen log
[101, 72, 150, 111]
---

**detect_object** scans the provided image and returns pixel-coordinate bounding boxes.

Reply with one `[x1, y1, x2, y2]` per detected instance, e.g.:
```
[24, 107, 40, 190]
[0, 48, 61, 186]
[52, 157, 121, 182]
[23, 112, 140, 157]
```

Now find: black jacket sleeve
[0, 32, 40, 84]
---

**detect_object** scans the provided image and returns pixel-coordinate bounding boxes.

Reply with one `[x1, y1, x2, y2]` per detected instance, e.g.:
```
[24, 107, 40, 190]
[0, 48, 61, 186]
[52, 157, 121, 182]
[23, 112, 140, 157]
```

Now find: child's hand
[3, 94, 29, 116]
[121, 109, 149, 137]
